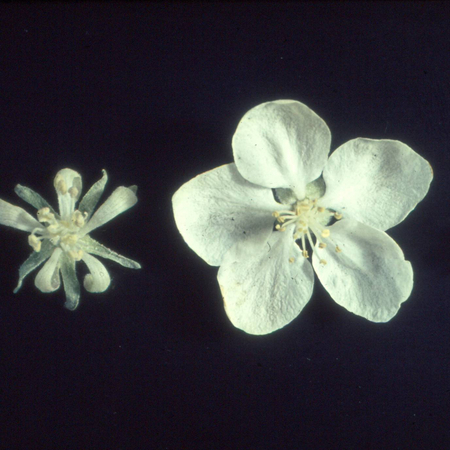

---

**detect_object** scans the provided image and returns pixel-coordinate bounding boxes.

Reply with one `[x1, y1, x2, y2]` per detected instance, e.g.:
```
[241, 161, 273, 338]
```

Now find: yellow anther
[317, 206, 325, 212]
[318, 242, 327, 249]
[302, 249, 309, 258]
[272, 212, 280, 218]
[289, 257, 295, 263]
[335, 245, 342, 253]
[69, 187, 79, 199]
[72, 210, 85, 227]
[54, 175, 68, 195]
[28, 234, 42, 252]
[321, 229, 330, 238]
[320, 259, 327, 265]
[68, 249, 83, 261]
[62, 234, 78, 246]
[334, 212, 343, 220]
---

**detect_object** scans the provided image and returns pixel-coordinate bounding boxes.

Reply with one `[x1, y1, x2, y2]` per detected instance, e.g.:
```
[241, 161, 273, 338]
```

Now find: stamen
[69, 187, 79, 199]
[28, 234, 42, 252]
[54, 175, 67, 195]
[68, 249, 84, 261]
[289, 257, 295, 263]
[272, 198, 342, 260]
[320, 259, 327, 265]
[72, 210, 86, 227]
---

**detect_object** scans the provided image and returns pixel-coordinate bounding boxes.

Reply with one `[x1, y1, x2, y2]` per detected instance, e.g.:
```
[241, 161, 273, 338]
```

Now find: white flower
[173, 100, 433, 335]
[0, 168, 141, 310]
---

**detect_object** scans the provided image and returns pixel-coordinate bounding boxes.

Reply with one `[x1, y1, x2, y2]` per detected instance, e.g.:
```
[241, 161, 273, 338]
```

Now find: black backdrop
[0, 3, 449, 449]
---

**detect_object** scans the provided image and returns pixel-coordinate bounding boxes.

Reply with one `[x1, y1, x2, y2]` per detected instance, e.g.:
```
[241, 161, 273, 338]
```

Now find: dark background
[0, 2, 448, 449]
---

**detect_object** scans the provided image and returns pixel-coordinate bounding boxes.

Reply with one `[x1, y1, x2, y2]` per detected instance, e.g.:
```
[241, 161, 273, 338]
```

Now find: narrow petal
[14, 240, 54, 293]
[232, 100, 331, 199]
[78, 235, 141, 269]
[217, 228, 314, 335]
[60, 252, 80, 310]
[78, 169, 108, 220]
[312, 219, 413, 322]
[0, 198, 42, 232]
[320, 139, 433, 231]
[173, 163, 280, 266]
[81, 252, 111, 293]
[80, 186, 137, 236]
[54, 168, 82, 220]
[34, 247, 62, 292]
[14, 185, 58, 216]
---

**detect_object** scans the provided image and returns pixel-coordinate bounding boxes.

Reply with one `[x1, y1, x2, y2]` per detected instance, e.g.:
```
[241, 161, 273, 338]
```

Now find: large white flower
[0, 168, 141, 310]
[173, 100, 433, 335]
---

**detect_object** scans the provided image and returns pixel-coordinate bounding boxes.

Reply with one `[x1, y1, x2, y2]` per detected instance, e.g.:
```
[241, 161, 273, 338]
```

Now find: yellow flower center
[273, 198, 343, 264]
[28, 206, 87, 261]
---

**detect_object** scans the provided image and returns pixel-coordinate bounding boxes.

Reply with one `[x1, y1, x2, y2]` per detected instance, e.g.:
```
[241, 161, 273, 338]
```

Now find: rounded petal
[173, 163, 280, 267]
[217, 228, 314, 335]
[320, 139, 433, 231]
[54, 168, 82, 220]
[0, 198, 42, 232]
[312, 219, 413, 322]
[81, 252, 111, 293]
[232, 100, 331, 199]
[80, 186, 137, 236]
[34, 247, 62, 292]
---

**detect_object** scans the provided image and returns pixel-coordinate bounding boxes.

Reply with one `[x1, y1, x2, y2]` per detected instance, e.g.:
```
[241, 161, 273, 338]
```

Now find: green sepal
[78, 235, 141, 269]
[14, 240, 54, 293]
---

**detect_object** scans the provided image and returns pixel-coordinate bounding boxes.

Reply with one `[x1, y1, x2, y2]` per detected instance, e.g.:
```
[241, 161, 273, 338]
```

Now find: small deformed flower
[173, 100, 433, 335]
[0, 169, 141, 310]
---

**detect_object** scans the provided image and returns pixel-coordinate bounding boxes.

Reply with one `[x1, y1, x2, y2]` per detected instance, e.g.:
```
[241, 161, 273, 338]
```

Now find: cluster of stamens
[28, 176, 87, 261]
[272, 198, 342, 265]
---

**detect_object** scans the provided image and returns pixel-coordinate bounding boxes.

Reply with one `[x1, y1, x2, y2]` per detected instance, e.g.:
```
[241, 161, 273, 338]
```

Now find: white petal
[232, 100, 331, 199]
[217, 227, 314, 335]
[0, 198, 42, 232]
[54, 168, 82, 220]
[173, 163, 280, 266]
[34, 247, 62, 292]
[320, 139, 433, 231]
[81, 252, 111, 293]
[312, 219, 413, 322]
[80, 186, 137, 236]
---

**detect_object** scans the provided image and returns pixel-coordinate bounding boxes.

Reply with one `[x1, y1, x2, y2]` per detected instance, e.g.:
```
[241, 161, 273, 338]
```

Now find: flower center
[28, 207, 87, 261]
[273, 198, 342, 264]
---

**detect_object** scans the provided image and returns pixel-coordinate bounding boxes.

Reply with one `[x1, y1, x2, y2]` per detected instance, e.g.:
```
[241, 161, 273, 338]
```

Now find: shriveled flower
[173, 100, 433, 335]
[0, 168, 141, 310]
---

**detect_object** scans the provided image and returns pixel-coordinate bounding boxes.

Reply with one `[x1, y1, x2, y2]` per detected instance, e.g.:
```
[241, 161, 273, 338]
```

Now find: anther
[289, 257, 295, 263]
[334, 212, 343, 220]
[68, 249, 83, 261]
[321, 229, 330, 238]
[69, 187, 79, 199]
[54, 176, 68, 195]
[320, 259, 327, 265]
[28, 234, 42, 252]
[72, 210, 85, 227]
[302, 249, 309, 258]
[318, 242, 327, 249]
[335, 245, 342, 253]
